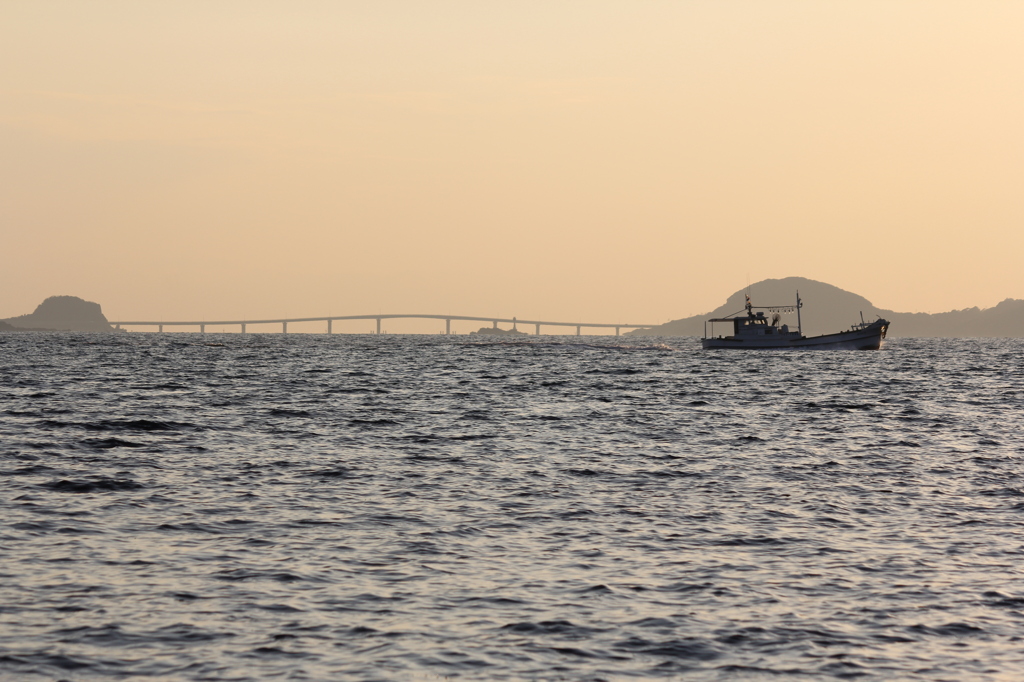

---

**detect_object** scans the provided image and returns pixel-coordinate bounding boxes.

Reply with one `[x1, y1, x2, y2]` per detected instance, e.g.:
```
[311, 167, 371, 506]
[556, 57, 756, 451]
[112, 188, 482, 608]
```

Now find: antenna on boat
[796, 291, 802, 336]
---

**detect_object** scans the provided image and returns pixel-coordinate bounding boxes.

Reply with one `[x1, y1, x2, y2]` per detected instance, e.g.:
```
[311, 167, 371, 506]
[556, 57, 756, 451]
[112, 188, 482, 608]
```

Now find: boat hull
[702, 322, 888, 350]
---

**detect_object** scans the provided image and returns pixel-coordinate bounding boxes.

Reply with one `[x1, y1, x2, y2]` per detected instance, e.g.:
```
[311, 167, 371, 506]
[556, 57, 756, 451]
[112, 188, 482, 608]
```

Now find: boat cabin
[703, 294, 801, 341]
[735, 311, 788, 336]
[708, 311, 791, 337]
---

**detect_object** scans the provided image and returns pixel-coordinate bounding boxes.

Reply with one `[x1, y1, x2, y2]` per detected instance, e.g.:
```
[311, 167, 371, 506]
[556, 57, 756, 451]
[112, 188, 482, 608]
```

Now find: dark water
[2, 333, 1024, 681]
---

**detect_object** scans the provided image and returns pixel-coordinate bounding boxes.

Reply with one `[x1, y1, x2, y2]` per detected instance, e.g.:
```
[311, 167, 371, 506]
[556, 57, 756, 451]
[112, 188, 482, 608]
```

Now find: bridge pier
[535, 323, 540, 335]
[615, 326, 620, 336]
[200, 324, 205, 334]
[445, 319, 450, 334]
[158, 324, 163, 333]
[282, 322, 288, 334]
[376, 318, 381, 334]
[576, 325, 581, 336]
[327, 319, 332, 334]
[241, 323, 246, 334]
[493, 320, 498, 329]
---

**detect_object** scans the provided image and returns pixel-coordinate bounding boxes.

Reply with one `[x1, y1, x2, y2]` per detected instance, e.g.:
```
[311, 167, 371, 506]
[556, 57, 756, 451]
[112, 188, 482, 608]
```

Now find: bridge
[108, 313, 657, 336]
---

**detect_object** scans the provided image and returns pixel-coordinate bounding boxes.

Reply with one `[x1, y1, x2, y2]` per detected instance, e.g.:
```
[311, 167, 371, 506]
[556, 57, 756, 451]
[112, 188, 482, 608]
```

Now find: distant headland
[1, 296, 116, 332]
[627, 277, 1024, 338]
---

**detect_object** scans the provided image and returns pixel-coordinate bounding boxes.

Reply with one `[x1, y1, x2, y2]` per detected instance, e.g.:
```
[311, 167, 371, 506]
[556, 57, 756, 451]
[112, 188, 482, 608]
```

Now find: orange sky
[3, 2, 1022, 332]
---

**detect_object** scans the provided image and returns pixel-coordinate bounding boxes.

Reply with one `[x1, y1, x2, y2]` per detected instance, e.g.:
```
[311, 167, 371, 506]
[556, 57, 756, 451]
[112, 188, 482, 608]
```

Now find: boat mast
[796, 291, 802, 335]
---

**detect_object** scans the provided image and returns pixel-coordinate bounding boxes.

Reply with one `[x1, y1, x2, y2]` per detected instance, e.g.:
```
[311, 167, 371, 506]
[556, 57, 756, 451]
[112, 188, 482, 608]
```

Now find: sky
[2, 1, 1022, 333]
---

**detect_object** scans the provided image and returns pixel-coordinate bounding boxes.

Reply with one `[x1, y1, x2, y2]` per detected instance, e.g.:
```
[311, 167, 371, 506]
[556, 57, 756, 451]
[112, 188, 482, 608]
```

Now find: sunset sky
[3, 2, 1022, 332]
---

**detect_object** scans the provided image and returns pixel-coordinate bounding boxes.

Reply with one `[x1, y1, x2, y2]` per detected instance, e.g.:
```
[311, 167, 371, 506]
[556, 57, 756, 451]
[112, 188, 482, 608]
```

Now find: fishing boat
[701, 292, 889, 350]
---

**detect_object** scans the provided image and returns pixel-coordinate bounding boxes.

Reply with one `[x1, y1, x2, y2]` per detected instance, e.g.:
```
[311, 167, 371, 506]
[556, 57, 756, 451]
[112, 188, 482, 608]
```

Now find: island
[2, 296, 117, 332]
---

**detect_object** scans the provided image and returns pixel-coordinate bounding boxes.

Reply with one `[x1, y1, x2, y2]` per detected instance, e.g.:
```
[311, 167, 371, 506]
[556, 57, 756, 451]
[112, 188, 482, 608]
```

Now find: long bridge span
[109, 314, 657, 336]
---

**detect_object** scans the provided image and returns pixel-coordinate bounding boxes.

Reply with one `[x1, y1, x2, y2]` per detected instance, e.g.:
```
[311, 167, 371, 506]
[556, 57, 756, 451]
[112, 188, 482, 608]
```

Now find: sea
[2, 332, 1023, 681]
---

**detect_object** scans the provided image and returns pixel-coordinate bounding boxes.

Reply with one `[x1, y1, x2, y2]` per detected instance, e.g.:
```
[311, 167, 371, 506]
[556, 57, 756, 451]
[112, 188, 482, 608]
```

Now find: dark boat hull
[702, 321, 888, 350]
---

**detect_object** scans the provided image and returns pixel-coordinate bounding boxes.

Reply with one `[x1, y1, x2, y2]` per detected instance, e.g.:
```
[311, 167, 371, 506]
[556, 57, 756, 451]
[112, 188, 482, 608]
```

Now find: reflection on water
[1, 333, 1023, 680]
